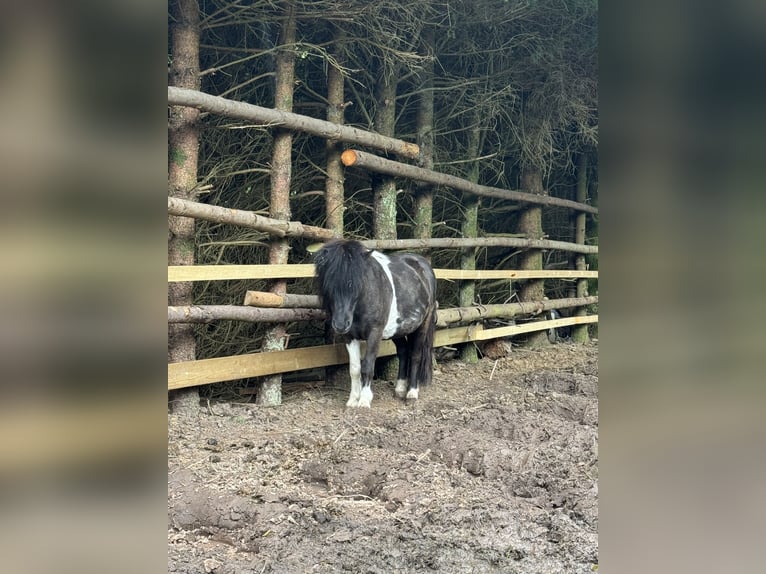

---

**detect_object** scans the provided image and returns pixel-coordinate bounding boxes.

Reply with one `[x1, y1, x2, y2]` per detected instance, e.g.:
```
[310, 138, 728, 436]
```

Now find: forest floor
[168, 341, 598, 574]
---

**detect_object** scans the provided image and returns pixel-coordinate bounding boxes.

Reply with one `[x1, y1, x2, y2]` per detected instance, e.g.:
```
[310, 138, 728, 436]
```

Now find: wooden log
[435, 296, 599, 328]
[168, 87, 420, 159]
[168, 305, 326, 324]
[168, 197, 338, 241]
[341, 149, 598, 214]
[243, 291, 321, 308]
[357, 236, 598, 255]
[168, 296, 597, 326]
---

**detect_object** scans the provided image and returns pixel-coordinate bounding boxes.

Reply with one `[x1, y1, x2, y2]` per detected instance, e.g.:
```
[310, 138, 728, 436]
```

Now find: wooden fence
[167, 264, 597, 390]
[168, 88, 598, 392]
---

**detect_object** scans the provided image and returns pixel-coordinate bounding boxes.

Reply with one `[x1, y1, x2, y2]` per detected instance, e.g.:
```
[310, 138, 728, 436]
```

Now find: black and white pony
[314, 239, 438, 408]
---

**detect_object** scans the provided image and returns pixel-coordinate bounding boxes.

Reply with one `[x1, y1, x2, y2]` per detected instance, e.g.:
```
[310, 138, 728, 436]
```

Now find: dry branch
[168, 87, 420, 159]
[341, 149, 598, 214]
[168, 196, 338, 241]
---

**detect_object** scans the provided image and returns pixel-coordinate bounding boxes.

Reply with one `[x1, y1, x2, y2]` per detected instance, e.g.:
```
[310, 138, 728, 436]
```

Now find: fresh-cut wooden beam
[168, 264, 598, 282]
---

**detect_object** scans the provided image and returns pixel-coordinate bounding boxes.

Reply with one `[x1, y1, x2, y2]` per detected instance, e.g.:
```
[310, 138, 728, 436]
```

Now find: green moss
[170, 148, 187, 167]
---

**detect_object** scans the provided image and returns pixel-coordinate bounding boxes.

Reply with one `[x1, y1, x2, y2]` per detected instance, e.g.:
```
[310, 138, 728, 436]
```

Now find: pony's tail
[417, 300, 438, 386]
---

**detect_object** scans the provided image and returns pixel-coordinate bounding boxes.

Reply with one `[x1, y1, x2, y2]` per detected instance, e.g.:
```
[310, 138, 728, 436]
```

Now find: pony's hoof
[394, 379, 407, 399]
[405, 388, 419, 401]
[346, 397, 360, 407]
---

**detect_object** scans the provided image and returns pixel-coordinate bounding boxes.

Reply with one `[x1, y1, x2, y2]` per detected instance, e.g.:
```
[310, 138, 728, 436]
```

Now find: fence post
[517, 166, 549, 347]
[258, 2, 296, 406]
[572, 153, 590, 343]
[168, 0, 201, 415]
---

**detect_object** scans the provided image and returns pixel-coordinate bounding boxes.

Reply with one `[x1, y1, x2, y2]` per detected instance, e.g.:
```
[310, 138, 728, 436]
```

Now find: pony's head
[314, 240, 369, 335]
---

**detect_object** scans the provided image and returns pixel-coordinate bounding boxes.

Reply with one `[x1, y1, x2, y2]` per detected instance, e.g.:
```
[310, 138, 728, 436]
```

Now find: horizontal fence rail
[167, 198, 598, 255]
[341, 149, 598, 215]
[169, 87, 420, 159]
[169, 265, 598, 283]
[168, 316, 598, 390]
[167, 296, 599, 326]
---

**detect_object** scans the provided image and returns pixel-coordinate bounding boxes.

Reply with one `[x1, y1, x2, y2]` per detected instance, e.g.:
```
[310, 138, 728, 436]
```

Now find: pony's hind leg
[405, 307, 437, 402]
[345, 340, 362, 407]
[356, 332, 383, 408]
[393, 337, 409, 399]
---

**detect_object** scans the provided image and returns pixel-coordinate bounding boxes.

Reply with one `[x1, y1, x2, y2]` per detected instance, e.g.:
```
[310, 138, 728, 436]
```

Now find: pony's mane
[314, 240, 369, 311]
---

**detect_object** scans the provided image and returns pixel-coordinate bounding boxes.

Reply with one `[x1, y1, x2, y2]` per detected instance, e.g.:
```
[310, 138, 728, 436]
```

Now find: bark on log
[573, 153, 591, 343]
[435, 296, 599, 328]
[243, 291, 321, 308]
[168, 196, 338, 241]
[168, 87, 420, 159]
[341, 149, 598, 214]
[260, 4, 296, 407]
[169, 306, 327, 324]
[357, 236, 598, 255]
[517, 166, 548, 347]
[168, 296, 597, 327]
[168, 0, 201, 413]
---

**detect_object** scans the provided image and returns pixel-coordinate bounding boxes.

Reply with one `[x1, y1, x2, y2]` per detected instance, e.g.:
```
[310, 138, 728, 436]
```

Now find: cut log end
[340, 149, 359, 166]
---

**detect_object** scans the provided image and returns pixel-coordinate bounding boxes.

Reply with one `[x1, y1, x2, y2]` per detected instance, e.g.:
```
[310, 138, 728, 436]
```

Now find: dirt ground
[168, 342, 598, 573]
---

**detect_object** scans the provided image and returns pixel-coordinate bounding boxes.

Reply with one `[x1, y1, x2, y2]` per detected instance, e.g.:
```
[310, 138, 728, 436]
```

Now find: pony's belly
[393, 313, 424, 337]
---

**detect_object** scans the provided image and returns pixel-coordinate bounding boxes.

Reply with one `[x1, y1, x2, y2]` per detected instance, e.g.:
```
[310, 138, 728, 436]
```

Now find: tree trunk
[572, 153, 590, 343]
[372, 64, 399, 379]
[168, 0, 200, 416]
[414, 28, 435, 243]
[372, 67, 399, 241]
[459, 113, 482, 364]
[323, 28, 347, 388]
[325, 28, 346, 234]
[258, 2, 296, 407]
[517, 166, 548, 347]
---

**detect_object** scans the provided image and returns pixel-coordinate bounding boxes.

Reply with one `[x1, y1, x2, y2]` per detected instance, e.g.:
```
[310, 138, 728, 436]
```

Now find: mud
[168, 342, 598, 573]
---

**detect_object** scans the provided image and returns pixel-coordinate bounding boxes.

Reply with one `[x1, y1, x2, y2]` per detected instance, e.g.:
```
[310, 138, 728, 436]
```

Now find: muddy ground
[168, 342, 598, 573]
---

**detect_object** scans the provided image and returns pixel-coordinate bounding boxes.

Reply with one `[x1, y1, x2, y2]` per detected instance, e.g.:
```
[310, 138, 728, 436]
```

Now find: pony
[314, 239, 438, 408]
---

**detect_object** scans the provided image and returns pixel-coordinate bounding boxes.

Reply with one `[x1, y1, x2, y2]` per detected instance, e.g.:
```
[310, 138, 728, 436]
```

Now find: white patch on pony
[394, 379, 408, 398]
[346, 340, 362, 407]
[406, 387, 419, 401]
[358, 385, 373, 408]
[370, 251, 399, 339]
